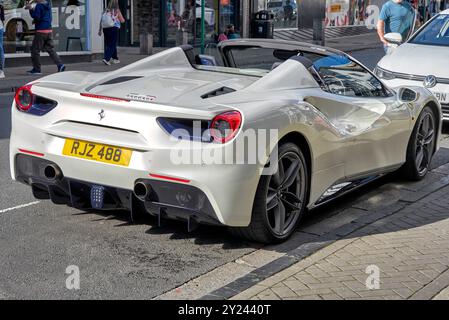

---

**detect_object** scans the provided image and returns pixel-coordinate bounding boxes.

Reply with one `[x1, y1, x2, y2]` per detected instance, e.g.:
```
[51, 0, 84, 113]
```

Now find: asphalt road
[0, 48, 448, 299]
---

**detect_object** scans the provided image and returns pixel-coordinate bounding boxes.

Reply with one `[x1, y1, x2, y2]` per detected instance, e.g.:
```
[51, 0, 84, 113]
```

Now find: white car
[375, 9, 449, 119]
[3, 3, 34, 41]
[195, 1, 215, 28]
[10, 40, 441, 243]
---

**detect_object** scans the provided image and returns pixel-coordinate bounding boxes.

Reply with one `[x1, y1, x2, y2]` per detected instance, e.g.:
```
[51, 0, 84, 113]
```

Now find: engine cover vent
[98, 76, 143, 86]
[201, 87, 236, 99]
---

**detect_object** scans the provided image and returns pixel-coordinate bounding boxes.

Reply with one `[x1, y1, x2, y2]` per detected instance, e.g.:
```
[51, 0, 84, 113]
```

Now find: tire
[401, 106, 437, 181]
[230, 143, 309, 244]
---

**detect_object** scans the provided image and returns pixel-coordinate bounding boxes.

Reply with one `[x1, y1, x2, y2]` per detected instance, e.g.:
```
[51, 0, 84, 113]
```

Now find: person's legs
[0, 29, 5, 72]
[103, 28, 114, 61]
[111, 27, 119, 60]
[31, 33, 45, 72]
[43, 33, 63, 67]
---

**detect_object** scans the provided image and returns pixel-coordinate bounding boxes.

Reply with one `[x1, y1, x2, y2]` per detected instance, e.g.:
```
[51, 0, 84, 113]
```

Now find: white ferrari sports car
[375, 9, 449, 119]
[10, 39, 441, 243]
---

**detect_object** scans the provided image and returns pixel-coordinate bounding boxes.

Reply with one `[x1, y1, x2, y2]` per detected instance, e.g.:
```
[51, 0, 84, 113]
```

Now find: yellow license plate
[62, 139, 132, 167]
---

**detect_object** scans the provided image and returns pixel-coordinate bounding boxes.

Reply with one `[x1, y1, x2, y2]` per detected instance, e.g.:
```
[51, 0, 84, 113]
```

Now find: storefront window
[2, 0, 89, 54]
[164, 0, 239, 47]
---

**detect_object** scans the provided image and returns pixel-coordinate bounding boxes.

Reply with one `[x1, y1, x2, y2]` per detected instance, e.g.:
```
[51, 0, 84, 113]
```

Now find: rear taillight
[15, 85, 34, 111]
[14, 84, 58, 116]
[210, 111, 242, 143]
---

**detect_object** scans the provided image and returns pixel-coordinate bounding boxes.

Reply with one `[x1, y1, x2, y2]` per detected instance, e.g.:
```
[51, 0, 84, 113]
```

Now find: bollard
[313, 18, 325, 46]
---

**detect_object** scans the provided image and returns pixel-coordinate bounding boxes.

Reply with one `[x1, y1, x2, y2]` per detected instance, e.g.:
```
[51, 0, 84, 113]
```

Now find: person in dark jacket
[26, 0, 65, 75]
[0, 3, 5, 78]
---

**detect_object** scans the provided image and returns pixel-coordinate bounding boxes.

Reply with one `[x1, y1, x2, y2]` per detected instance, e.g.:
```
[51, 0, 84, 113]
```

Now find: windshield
[410, 14, 449, 46]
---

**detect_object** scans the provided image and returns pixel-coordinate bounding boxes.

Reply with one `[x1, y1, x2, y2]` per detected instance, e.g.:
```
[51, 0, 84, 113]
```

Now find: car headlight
[374, 66, 396, 80]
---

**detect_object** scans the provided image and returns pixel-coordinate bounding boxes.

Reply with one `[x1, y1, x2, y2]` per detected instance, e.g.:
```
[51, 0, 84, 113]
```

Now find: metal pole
[201, 0, 205, 54]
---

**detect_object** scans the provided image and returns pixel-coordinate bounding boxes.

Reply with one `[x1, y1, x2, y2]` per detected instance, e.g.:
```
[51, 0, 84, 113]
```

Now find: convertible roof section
[243, 56, 320, 92]
[217, 38, 345, 58]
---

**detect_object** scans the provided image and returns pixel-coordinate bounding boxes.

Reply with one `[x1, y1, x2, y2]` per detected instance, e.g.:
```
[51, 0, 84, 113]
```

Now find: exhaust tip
[44, 165, 60, 181]
[134, 182, 149, 200]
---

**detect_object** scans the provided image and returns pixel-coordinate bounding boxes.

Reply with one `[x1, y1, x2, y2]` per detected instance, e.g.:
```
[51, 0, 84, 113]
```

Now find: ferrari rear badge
[98, 109, 105, 121]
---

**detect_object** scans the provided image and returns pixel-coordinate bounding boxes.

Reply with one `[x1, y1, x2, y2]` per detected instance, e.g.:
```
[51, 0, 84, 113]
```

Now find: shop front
[118, 0, 241, 49]
[253, 0, 380, 30]
[161, 0, 241, 47]
[3, 0, 103, 63]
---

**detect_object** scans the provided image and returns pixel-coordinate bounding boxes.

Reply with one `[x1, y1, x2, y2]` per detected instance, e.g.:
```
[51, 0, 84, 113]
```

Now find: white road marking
[0, 201, 40, 214]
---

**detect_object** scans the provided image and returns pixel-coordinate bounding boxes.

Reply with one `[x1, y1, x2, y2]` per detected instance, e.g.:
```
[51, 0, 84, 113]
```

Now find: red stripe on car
[149, 173, 190, 184]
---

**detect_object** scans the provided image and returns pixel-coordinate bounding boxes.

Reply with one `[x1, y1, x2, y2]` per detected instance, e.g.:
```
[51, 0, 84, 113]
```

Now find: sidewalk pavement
[225, 167, 449, 300]
[0, 33, 382, 94]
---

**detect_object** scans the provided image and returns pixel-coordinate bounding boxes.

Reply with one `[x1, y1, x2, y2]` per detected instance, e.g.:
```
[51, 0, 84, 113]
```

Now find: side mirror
[398, 87, 419, 103]
[384, 32, 403, 45]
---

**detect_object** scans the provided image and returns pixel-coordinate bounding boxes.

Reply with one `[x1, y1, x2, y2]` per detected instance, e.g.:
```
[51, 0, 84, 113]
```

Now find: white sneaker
[102, 59, 111, 66]
[111, 59, 121, 64]
[0, 71, 5, 79]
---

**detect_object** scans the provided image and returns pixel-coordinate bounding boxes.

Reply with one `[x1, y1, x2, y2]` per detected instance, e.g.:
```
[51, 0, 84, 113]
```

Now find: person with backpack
[0, 2, 5, 78]
[26, 0, 65, 75]
[99, 0, 125, 66]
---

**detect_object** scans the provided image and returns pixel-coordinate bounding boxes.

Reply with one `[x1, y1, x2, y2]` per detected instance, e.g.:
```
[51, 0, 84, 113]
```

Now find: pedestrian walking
[377, 0, 416, 53]
[98, 0, 125, 66]
[0, 2, 6, 79]
[26, 0, 65, 75]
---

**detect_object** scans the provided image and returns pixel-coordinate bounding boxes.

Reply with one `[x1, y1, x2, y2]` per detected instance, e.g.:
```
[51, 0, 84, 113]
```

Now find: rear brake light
[14, 84, 57, 116]
[15, 85, 34, 111]
[80, 93, 130, 102]
[210, 111, 242, 143]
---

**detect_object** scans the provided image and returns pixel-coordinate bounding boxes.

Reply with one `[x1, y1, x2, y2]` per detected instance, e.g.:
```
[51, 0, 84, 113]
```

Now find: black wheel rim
[266, 151, 306, 237]
[415, 112, 435, 175]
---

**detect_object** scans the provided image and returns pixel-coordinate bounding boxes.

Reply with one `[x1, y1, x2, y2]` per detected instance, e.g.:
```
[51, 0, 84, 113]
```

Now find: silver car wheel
[415, 112, 435, 175]
[266, 151, 306, 237]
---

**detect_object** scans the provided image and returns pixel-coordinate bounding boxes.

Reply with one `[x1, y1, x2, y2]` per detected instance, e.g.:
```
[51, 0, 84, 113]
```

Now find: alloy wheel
[266, 151, 306, 237]
[415, 112, 435, 175]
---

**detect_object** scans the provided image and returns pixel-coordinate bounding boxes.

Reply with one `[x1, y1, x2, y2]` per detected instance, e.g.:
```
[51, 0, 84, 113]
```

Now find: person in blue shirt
[26, 0, 65, 74]
[377, 0, 416, 50]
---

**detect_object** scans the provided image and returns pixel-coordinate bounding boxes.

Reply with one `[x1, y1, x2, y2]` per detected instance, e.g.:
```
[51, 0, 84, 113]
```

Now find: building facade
[2, 0, 448, 60]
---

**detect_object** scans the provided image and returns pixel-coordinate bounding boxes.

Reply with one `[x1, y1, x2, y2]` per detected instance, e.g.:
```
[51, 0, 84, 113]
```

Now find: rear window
[410, 14, 449, 46]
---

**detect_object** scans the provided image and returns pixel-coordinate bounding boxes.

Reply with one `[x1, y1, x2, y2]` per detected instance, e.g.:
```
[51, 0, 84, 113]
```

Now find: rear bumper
[9, 98, 262, 227]
[14, 154, 222, 226]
